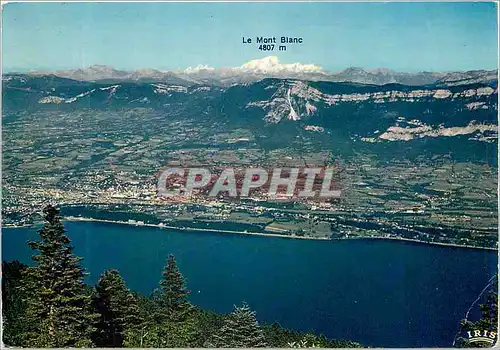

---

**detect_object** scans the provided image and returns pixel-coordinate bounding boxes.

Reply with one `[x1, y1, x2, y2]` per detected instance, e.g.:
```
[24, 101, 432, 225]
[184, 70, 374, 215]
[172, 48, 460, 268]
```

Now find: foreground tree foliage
[93, 269, 142, 346]
[125, 254, 198, 347]
[2, 204, 361, 348]
[156, 254, 193, 321]
[206, 303, 267, 347]
[2, 260, 29, 345]
[455, 290, 498, 348]
[262, 322, 362, 348]
[19, 205, 98, 347]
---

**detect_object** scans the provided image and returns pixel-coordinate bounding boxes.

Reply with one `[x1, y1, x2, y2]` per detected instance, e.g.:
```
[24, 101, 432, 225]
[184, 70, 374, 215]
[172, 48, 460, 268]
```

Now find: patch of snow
[152, 84, 187, 94]
[304, 125, 324, 132]
[190, 86, 211, 93]
[99, 85, 120, 91]
[65, 89, 96, 103]
[466, 102, 488, 110]
[38, 96, 65, 104]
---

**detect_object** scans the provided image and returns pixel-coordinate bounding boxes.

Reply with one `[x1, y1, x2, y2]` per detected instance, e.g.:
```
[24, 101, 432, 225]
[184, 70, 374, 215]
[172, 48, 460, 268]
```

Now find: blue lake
[2, 221, 497, 347]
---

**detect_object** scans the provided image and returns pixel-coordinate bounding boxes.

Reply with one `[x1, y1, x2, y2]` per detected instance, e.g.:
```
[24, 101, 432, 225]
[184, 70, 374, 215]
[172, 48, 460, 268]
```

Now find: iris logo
[466, 329, 497, 346]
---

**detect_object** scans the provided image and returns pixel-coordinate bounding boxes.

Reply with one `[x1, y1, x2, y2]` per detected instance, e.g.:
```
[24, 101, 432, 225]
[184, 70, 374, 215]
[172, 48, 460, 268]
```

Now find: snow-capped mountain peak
[238, 56, 324, 74]
[17, 58, 497, 87]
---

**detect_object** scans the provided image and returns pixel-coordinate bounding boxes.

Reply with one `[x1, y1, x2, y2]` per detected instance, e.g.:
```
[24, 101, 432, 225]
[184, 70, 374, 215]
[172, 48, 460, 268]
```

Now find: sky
[2, 2, 499, 73]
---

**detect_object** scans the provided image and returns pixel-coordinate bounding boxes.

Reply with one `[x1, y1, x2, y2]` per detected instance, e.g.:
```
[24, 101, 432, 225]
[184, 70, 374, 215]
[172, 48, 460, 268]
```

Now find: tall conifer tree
[20, 205, 97, 347]
[155, 254, 193, 321]
[93, 269, 142, 347]
[206, 302, 267, 348]
[149, 254, 196, 347]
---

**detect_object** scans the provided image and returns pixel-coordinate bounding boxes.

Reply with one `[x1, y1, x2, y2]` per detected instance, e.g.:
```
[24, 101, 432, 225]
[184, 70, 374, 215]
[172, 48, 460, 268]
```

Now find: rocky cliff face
[244, 80, 497, 125]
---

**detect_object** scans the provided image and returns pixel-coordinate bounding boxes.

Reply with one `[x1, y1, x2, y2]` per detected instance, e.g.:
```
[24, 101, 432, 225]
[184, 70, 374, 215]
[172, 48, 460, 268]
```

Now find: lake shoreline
[4, 214, 497, 348]
[4, 216, 496, 251]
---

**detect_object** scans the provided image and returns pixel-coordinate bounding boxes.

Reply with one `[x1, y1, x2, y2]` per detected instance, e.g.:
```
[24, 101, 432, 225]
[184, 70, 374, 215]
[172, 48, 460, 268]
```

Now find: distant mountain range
[16, 56, 498, 87]
[3, 68, 497, 158]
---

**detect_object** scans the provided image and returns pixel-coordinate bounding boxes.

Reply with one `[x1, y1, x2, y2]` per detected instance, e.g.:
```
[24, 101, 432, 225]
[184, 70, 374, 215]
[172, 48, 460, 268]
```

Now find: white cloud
[184, 64, 215, 74]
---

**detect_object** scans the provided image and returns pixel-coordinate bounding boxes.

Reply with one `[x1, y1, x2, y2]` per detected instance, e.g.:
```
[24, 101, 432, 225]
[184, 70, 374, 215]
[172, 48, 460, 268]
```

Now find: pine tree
[123, 293, 159, 347]
[2, 260, 29, 346]
[154, 254, 193, 322]
[206, 302, 267, 348]
[19, 205, 98, 347]
[190, 308, 226, 347]
[147, 254, 197, 347]
[93, 269, 142, 347]
[456, 291, 498, 348]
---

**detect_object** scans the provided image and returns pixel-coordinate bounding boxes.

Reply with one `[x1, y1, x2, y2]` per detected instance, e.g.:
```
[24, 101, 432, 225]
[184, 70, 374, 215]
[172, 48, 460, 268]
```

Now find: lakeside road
[61, 216, 331, 241]
[53, 216, 497, 251]
[3, 216, 497, 251]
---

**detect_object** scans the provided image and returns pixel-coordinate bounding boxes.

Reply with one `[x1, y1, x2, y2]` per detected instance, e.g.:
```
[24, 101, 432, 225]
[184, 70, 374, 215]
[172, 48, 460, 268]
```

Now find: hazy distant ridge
[19, 56, 498, 87]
